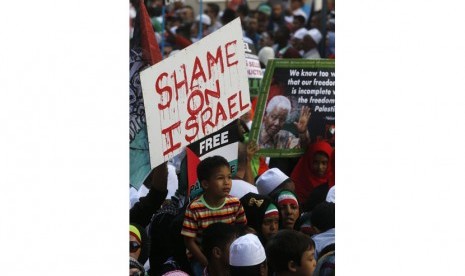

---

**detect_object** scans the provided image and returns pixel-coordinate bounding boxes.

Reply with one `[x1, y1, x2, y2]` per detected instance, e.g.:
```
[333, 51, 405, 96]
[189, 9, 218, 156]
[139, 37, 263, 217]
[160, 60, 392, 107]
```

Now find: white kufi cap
[256, 168, 289, 196]
[229, 234, 266, 266]
[307, 28, 323, 44]
[196, 14, 211, 26]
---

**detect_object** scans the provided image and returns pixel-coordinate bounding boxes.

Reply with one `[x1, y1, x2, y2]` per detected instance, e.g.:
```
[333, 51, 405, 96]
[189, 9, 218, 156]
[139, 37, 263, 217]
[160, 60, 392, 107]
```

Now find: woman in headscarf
[290, 141, 334, 213]
[274, 189, 300, 230]
[240, 193, 280, 246]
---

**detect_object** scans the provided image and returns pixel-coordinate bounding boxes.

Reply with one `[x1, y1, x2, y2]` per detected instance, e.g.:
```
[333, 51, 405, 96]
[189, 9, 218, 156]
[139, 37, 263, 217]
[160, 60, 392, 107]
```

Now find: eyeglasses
[130, 241, 141, 252]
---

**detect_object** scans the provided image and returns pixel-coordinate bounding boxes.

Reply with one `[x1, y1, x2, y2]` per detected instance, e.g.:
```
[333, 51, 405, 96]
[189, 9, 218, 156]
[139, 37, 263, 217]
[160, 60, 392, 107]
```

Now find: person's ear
[200, 179, 209, 190]
[212, 246, 222, 259]
[287, 260, 297, 272]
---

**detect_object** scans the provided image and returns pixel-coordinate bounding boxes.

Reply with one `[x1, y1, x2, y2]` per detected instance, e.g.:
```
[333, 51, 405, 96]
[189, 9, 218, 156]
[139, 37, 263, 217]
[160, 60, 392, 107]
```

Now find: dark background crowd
[129, 0, 335, 275]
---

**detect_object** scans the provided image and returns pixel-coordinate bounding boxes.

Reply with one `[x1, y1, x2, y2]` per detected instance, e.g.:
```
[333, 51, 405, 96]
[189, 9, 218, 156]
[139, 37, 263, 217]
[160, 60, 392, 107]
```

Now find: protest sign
[140, 18, 250, 168]
[250, 59, 335, 157]
[186, 120, 241, 199]
[244, 42, 263, 97]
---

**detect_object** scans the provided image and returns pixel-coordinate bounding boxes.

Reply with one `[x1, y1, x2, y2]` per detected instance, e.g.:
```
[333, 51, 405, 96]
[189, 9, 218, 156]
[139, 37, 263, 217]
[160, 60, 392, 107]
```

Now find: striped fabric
[264, 203, 279, 218]
[277, 191, 299, 206]
[181, 195, 247, 239]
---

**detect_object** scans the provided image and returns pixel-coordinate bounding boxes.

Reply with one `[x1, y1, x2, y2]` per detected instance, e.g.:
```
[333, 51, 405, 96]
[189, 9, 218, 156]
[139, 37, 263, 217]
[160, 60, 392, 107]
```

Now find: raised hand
[294, 106, 311, 134]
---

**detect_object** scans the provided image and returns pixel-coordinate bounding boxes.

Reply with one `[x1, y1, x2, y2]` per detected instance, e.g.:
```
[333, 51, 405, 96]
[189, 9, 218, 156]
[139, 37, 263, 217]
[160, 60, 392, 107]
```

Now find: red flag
[137, 0, 162, 65]
[186, 147, 201, 198]
[129, 0, 162, 189]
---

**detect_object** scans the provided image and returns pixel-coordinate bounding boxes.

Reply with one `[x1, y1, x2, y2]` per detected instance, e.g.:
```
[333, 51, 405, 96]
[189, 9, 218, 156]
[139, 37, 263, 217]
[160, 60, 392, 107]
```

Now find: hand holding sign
[246, 141, 258, 160]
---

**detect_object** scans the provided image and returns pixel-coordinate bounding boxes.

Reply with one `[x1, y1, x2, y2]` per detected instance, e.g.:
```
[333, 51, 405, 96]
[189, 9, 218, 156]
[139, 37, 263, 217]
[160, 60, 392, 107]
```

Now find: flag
[186, 147, 201, 199]
[130, 0, 162, 189]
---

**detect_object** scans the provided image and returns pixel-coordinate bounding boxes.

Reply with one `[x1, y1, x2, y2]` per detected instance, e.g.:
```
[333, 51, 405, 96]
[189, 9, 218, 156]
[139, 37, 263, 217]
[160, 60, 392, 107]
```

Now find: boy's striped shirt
[181, 195, 247, 240]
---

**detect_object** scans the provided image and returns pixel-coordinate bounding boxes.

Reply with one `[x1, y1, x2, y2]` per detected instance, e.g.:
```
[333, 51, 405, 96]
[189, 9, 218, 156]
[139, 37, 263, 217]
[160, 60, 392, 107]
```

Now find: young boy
[181, 156, 247, 274]
[266, 229, 317, 276]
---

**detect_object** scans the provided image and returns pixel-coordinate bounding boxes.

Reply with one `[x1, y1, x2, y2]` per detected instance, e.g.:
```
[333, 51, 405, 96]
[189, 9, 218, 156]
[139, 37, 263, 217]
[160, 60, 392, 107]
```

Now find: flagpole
[161, 2, 166, 59]
[197, 0, 203, 40]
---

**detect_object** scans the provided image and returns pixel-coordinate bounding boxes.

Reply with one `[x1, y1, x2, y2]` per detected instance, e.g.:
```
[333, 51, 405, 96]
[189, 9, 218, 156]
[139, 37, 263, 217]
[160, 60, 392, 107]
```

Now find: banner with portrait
[249, 59, 335, 157]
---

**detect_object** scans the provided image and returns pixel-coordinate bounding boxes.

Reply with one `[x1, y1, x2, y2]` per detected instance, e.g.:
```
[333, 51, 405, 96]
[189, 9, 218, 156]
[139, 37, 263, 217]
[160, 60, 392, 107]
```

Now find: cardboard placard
[140, 18, 250, 168]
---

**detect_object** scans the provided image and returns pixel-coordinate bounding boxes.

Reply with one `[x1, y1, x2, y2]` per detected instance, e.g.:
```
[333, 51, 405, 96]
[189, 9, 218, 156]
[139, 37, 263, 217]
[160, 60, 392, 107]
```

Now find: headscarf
[240, 193, 276, 242]
[290, 141, 333, 205]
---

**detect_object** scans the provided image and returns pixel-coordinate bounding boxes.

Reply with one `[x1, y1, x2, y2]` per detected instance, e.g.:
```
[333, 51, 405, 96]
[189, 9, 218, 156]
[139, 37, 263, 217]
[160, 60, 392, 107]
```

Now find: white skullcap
[293, 27, 308, 40]
[229, 234, 266, 266]
[326, 186, 335, 203]
[256, 168, 289, 196]
[293, 9, 308, 21]
[166, 164, 179, 199]
[307, 28, 323, 44]
[258, 46, 275, 66]
[230, 179, 258, 199]
[196, 14, 211, 26]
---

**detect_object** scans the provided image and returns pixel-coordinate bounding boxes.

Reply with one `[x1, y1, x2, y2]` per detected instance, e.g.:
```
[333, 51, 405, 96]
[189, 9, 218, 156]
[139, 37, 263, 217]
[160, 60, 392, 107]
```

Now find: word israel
[154, 40, 249, 155]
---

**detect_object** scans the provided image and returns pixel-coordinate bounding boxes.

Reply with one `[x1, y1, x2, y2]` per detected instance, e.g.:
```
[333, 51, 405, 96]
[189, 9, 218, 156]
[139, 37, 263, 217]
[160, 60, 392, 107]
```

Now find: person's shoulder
[187, 196, 206, 209]
[225, 195, 242, 204]
[224, 195, 245, 209]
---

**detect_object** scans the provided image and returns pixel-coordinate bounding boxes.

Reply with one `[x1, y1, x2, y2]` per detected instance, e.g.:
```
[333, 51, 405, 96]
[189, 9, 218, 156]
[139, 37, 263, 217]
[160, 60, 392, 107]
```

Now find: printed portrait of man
[258, 95, 311, 149]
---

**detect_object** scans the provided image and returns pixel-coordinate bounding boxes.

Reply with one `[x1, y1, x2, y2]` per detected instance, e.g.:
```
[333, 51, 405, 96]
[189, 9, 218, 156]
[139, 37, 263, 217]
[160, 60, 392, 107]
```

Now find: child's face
[279, 203, 299, 229]
[202, 165, 232, 199]
[312, 152, 329, 177]
[295, 247, 317, 276]
[261, 215, 279, 241]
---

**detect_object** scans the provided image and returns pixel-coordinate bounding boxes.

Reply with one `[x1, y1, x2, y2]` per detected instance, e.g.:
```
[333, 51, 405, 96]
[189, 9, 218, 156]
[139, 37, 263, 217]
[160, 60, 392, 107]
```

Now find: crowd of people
[130, 0, 335, 60]
[130, 0, 335, 275]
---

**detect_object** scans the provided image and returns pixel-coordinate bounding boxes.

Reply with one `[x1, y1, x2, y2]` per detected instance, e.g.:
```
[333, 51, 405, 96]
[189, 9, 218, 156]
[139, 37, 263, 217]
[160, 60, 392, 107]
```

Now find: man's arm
[242, 141, 258, 184]
[130, 162, 168, 227]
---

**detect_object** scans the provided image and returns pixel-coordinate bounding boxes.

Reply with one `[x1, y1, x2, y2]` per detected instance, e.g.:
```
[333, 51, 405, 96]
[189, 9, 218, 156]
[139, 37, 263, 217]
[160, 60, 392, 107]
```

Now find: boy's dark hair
[202, 222, 237, 260]
[197, 155, 230, 182]
[266, 229, 314, 272]
[230, 260, 266, 276]
[310, 202, 335, 232]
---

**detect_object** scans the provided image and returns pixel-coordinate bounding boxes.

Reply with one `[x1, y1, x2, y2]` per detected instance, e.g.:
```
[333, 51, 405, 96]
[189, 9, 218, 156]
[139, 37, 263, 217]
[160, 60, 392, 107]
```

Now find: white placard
[140, 18, 250, 168]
